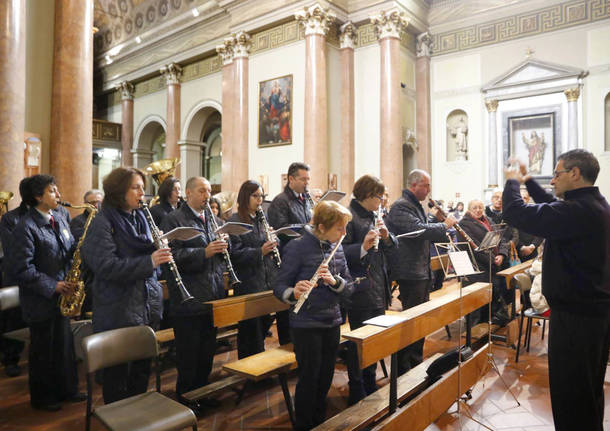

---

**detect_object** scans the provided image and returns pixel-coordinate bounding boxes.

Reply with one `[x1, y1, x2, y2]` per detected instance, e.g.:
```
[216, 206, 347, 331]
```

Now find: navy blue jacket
[343, 199, 397, 311]
[0, 206, 27, 286]
[228, 212, 278, 296]
[150, 201, 176, 228]
[274, 227, 353, 328]
[268, 185, 312, 249]
[160, 204, 226, 316]
[69, 211, 88, 244]
[502, 179, 610, 316]
[386, 190, 447, 280]
[11, 208, 74, 323]
[81, 210, 163, 332]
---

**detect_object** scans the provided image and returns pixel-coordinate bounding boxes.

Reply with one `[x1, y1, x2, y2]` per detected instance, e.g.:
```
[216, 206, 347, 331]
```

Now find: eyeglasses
[552, 168, 572, 179]
[251, 193, 266, 199]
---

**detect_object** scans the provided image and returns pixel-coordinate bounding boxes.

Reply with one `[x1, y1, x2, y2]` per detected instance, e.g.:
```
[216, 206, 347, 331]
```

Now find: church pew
[204, 290, 289, 328]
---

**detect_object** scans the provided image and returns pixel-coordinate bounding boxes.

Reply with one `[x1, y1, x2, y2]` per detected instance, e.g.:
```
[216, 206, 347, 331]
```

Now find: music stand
[435, 241, 492, 430]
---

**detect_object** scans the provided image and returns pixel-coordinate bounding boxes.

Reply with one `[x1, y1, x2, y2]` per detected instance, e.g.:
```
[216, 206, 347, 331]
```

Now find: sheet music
[448, 250, 478, 276]
[363, 314, 409, 328]
[160, 227, 203, 242]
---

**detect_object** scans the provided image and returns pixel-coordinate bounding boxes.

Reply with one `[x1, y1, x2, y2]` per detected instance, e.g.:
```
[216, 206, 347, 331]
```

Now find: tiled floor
[1, 314, 609, 430]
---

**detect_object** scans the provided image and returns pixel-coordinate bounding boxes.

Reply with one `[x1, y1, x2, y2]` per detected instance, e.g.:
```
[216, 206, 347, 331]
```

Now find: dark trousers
[28, 313, 78, 406]
[237, 315, 272, 359]
[548, 309, 610, 431]
[292, 326, 340, 431]
[346, 307, 384, 404]
[276, 310, 291, 345]
[0, 307, 25, 367]
[173, 313, 217, 397]
[103, 359, 151, 404]
[396, 279, 430, 375]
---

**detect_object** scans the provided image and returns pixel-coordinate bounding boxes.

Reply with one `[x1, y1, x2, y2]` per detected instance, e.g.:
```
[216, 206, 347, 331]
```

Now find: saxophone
[59, 202, 97, 317]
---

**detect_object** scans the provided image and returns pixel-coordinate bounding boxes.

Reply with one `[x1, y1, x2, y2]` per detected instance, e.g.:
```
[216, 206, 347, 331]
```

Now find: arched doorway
[134, 116, 166, 195]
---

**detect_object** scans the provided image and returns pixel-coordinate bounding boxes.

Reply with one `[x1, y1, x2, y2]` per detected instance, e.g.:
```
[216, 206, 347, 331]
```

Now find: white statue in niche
[449, 115, 468, 160]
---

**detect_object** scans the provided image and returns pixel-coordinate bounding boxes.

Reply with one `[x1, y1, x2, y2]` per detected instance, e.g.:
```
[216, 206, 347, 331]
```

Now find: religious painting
[258, 75, 292, 147]
[508, 113, 555, 177]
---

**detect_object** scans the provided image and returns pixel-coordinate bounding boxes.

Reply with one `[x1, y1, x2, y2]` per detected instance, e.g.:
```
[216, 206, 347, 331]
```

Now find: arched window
[446, 109, 468, 161]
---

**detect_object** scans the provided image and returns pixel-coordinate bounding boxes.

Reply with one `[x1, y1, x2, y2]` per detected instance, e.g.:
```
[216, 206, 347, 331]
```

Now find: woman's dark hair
[456, 201, 464, 211]
[353, 175, 385, 201]
[21, 174, 56, 207]
[103, 167, 146, 210]
[158, 177, 180, 204]
[237, 180, 262, 223]
[209, 196, 221, 215]
[17, 177, 30, 214]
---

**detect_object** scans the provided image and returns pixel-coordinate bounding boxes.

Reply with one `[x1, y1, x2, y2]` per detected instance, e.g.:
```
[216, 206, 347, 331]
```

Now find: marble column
[372, 9, 407, 201]
[339, 21, 356, 194]
[485, 99, 499, 188]
[217, 38, 235, 191]
[178, 139, 205, 185]
[0, 0, 25, 209]
[415, 32, 432, 175]
[160, 63, 182, 165]
[296, 3, 335, 191]
[564, 87, 580, 151]
[232, 31, 251, 190]
[116, 81, 134, 167]
[50, 0, 94, 208]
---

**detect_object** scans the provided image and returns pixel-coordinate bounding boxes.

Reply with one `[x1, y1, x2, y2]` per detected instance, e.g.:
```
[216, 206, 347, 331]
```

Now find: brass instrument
[144, 158, 180, 206]
[59, 202, 97, 317]
[212, 191, 237, 218]
[205, 200, 241, 286]
[256, 205, 281, 267]
[293, 234, 345, 314]
[428, 198, 478, 250]
[139, 200, 194, 303]
[0, 191, 14, 217]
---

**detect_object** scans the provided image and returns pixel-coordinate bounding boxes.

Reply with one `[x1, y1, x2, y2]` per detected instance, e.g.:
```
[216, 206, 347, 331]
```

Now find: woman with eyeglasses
[81, 167, 172, 404]
[228, 180, 278, 358]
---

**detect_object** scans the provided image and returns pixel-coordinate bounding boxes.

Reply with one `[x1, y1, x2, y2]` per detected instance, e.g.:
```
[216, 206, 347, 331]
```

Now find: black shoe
[32, 402, 62, 412]
[66, 392, 88, 403]
[4, 364, 21, 377]
[198, 397, 221, 408]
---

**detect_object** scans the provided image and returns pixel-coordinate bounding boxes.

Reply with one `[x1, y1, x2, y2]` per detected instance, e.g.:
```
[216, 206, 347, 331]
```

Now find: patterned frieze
[295, 3, 336, 37]
[370, 9, 409, 41]
[159, 62, 183, 85]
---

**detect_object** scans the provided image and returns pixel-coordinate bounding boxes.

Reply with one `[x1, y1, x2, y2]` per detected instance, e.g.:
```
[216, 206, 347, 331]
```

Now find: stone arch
[134, 115, 167, 194]
[181, 99, 222, 141]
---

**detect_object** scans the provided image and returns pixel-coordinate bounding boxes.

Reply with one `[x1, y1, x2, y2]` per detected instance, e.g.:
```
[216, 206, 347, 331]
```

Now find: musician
[502, 150, 610, 431]
[81, 167, 170, 404]
[268, 162, 313, 345]
[150, 177, 181, 227]
[274, 201, 353, 431]
[0, 180, 28, 377]
[343, 175, 397, 404]
[208, 196, 225, 226]
[228, 180, 277, 358]
[11, 175, 84, 411]
[69, 189, 103, 243]
[160, 176, 227, 411]
[386, 169, 456, 375]
[457, 199, 510, 325]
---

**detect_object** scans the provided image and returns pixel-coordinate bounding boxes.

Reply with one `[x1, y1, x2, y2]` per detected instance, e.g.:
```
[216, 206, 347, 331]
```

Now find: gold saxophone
[59, 202, 97, 317]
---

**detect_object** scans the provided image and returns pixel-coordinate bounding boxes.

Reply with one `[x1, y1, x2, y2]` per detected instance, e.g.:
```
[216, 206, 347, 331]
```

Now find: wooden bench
[497, 259, 534, 318]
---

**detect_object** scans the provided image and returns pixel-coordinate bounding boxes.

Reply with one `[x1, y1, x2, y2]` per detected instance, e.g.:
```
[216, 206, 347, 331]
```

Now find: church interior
[1, 0, 609, 429]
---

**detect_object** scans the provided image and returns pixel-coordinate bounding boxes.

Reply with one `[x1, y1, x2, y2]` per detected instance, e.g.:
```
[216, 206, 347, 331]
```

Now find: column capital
[416, 32, 432, 57]
[115, 81, 135, 101]
[159, 63, 183, 85]
[233, 31, 251, 59]
[485, 99, 499, 112]
[370, 9, 408, 41]
[564, 87, 580, 102]
[339, 21, 357, 49]
[295, 3, 335, 37]
[216, 37, 235, 65]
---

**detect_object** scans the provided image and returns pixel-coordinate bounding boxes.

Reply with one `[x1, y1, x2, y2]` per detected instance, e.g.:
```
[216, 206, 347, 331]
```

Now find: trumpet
[293, 234, 345, 314]
[139, 200, 194, 303]
[205, 200, 241, 286]
[256, 205, 281, 267]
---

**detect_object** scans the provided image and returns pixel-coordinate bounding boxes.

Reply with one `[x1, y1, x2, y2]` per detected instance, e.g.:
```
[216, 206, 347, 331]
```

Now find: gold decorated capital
[233, 31, 251, 59]
[295, 3, 335, 37]
[115, 81, 134, 101]
[485, 99, 499, 112]
[339, 21, 356, 49]
[564, 87, 580, 102]
[371, 9, 408, 41]
[159, 63, 183, 86]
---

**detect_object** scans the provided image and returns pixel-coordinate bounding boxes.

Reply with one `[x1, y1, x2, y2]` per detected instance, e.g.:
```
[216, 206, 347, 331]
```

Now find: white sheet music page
[448, 250, 477, 276]
[363, 314, 408, 328]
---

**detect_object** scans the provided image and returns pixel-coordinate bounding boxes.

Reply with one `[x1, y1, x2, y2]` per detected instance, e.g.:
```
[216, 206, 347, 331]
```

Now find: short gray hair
[83, 189, 103, 202]
[407, 169, 429, 186]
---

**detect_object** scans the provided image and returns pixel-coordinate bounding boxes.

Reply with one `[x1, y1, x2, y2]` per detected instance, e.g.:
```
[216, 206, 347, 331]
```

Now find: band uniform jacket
[161, 204, 227, 316]
[228, 212, 278, 296]
[343, 199, 397, 311]
[386, 190, 447, 281]
[81, 211, 163, 333]
[150, 200, 176, 228]
[11, 208, 74, 323]
[268, 185, 313, 248]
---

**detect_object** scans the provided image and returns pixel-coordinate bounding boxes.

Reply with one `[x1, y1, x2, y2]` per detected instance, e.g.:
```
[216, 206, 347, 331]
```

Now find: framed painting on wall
[258, 74, 293, 148]
[508, 112, 555, 178]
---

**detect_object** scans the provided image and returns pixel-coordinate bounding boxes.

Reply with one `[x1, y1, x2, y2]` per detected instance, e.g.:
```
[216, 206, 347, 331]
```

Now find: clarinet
[139, 200, 194, 303]
[428, 198, 479, 250]
[205, 201, 241, 286]
[256, 205, 281, 267]
[303, 189, 316, 210]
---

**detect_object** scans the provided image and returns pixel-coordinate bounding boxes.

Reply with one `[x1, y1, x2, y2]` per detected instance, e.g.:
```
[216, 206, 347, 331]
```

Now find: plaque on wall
[258, 74, 293, 148]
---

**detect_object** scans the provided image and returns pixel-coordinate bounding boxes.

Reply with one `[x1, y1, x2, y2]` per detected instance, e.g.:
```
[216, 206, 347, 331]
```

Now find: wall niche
[446, 109, 469, 161]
